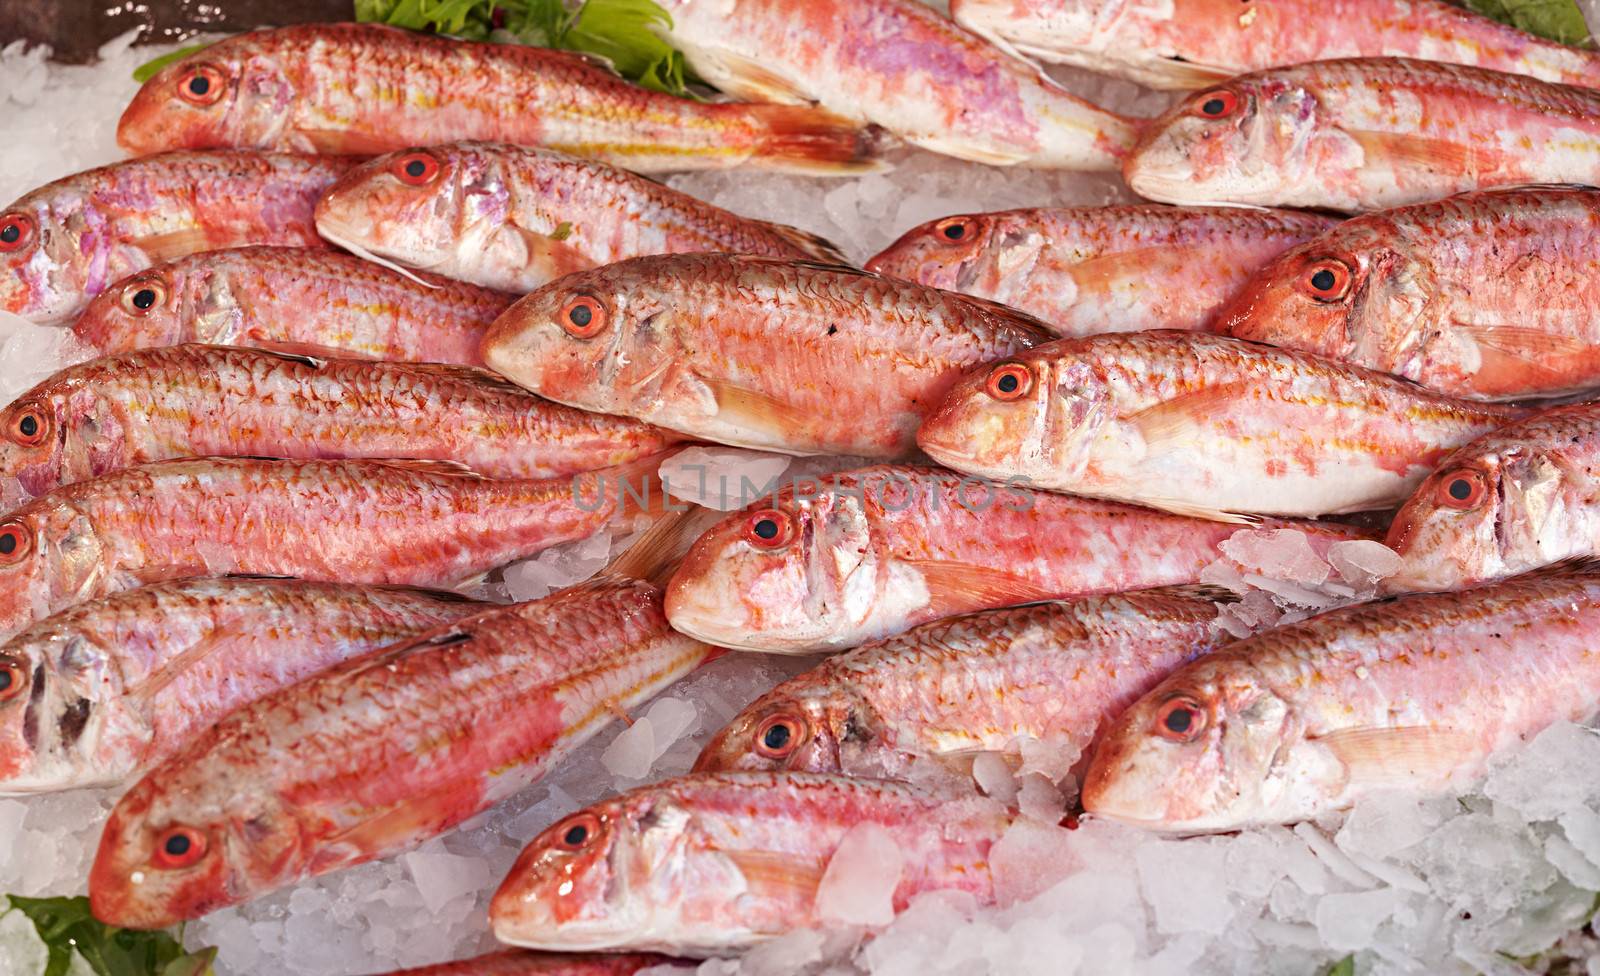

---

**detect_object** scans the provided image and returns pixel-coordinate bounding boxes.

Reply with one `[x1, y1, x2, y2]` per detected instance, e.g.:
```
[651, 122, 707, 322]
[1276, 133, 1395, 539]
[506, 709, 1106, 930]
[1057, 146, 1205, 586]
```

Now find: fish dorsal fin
[370, 458, 487, 479]
[242, 335, 381, 361]
[390, 361, 538, 397]
[1312, 725, 1476, 786]
[904, 559, 1057, 617]
[224, 345, 326, 369]
[766, 223, 850, 265]
[947, 291, 1058, 339]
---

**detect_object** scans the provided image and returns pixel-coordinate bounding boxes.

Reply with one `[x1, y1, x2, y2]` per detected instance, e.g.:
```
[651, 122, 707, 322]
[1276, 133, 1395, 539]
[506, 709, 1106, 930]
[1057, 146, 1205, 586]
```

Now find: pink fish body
[1083, 570, 1600, 831]
[950, 0, 1600, 91]
[1220, 186, 1600, 401]
[0, 344, 681, 495]
[89, 577, 712, 929]
[664, 464, 1370, 653]
[490, 771, 1007, 955]
[368, 952, 691, 976]
[0, 576, 482, 793]
[694, 589, 1225, 777]
[866, 205, 1335, 336]
[0, 152, 351, 323]
[655, 0, 1139, 169]
[1125, 58, 1600, 212]
[116, 24, 874, 175]
[0, 454, 663, 638]
[71, 246, 514, 364]
[315, 142, 846, 293]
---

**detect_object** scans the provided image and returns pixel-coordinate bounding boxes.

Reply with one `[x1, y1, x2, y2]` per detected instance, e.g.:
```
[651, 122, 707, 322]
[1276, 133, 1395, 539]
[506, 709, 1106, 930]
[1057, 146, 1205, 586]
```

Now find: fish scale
[0, 152, 353, 323]
[0, 343, 681, 495]
[1083, 570, 1600, 832]
[88, 577, 713, 929]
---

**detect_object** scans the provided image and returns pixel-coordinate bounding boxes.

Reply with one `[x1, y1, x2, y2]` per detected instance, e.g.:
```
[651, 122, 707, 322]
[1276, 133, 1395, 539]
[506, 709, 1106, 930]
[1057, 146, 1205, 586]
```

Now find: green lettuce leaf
[2, 895, 216, 976]
[1461, 0, 1593, 46]
[131, 43, 211, 83]
[1323, 956, 1356, 976]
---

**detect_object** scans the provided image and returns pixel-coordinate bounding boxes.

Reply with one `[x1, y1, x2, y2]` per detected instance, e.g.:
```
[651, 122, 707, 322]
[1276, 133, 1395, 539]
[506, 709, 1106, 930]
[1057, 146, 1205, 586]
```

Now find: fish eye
[984, 362, 1033, 401]
[0, 520, 32, 566]
[389, 150, 441, 186]
[176, 65, 226, 106]
[0, 655, 24, 702]
[754, 714, 806, 760]
[1193, 89, 1239, 119]
[554, 812, 601, 852]
[0, 213, 34, 253]
[119, 276, 167, 316]
[743, 508, 795, 550]
[1435, 469, 1488, 510]
[152, 826, 209, 869]
[7, 402, 48, 447]
[1154, 695, 1206, 743]
[934, 217, 974, 243]
[1299, 258, 1352, 302]
[559, 296, 607, 339]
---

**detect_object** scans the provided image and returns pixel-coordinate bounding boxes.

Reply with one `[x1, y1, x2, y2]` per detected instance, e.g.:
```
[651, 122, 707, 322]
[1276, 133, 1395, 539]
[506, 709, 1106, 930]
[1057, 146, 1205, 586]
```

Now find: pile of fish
[8, 1, 1600, 972]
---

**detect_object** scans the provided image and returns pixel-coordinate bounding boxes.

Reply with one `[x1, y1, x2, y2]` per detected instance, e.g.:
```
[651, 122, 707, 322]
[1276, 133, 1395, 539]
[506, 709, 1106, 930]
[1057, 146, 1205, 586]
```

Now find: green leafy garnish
[1323, 956, 1356, 976]
[2, 895, 216, 976]
[131, 43, 211, 84]
[1461, 0, 1593, 46]
[355, 0, 697, 95]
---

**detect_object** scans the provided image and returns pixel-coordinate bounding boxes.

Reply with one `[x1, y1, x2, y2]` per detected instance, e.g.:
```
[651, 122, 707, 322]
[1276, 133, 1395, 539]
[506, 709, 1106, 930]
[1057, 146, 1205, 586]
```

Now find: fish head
[865, 213, 997, 290]
[693, 685, 878, 775]
[0, 500, 107, 638]
[0, 643, 37, 785]
[0, 384, 72, 498]
[666, 480, 903, 653]
[917, 346, 1110, 486]
[492, 789, 724, 953]
[1124, 78, 1319, 206]
[0, 192, 106, 324]
[116, 39, 295, 154]
[72, 266, 194, 353]
[1385, 448, 1532, 592]
[90, 758, 305, 928]
[315, 146, 484, 275]
[1083, 657, 1319, 831]
[0, 624, 125, 792]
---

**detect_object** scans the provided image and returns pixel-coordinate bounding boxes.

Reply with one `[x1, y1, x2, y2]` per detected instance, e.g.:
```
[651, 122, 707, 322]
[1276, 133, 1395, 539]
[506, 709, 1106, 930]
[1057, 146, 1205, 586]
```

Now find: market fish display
[949, 0, 1600, 90]
[0, 152, 351, 324]
[70, 246, 513, 363]
[694, 589, 1225, 777]
[89, 577, 712, 929]
[0, 344, 681, 495]
[1124, 58, 1600, 212]
[315, 142, 846, 294]
[0, 454, 665, 638]
[1384, 402, 1600, 592]
[866, 205, 1336, 337]
[1081, 569, 1600, 832]
[1219, 186, 1600, 400]
[489, 771, 1007, 954]
[480, 254, 1052, 457]
[664, 464, 1369, 653]
[916, 331, 1522, 519]
[653, 0, 1138, 169]
[116, 24, 876, 175]
[374, 953, 690, 976]
[0, 576, 483, 794]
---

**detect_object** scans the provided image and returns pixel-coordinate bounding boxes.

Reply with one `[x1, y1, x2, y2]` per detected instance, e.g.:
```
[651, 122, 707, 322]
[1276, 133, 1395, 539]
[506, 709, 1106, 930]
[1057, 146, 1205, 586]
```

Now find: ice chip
[1484, 721, 1600, 820]
[402, 850, 495, 915]
[659, 446, 792, 510]
[1219, 528, 1332, 585]
[990, 819, 1076, 907]
[972, 752, 1017, 804]
[1017, 774, 1066, 824]
[1135, 839, 1236, 935]
[502, 529, 614, 602]
[600, 715, 657, 781]
[1314, 889, 1399, 950]
[1327, 539, 1401, 588]
[816, 822, 905, 927]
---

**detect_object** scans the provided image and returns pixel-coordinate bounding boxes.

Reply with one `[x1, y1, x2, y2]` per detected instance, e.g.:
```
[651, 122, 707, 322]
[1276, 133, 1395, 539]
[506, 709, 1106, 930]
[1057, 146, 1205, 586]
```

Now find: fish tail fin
[745, 104, 890, 176]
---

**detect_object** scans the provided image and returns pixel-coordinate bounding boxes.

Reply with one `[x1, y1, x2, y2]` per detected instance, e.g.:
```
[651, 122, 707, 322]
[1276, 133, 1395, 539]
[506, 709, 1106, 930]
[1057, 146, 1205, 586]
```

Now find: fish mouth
[661, 612, 825, 655]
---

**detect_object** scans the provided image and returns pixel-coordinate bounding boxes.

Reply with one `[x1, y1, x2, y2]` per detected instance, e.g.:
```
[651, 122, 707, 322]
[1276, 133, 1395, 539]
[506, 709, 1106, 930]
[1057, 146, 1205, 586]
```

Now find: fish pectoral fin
[131, 228, 213, 263]
[127, 625, 246, 705]
[1127, 495, 1257, 525]
[1126, 381, 1254, 450]
[1311, 725, 1476, 785]
[669, 39, 815, 106]
[238, 346, 327, 369]
[903, 559, 1056, 616]
[723, 849, 827, 900]
[703, 378, 812, 436]
[1453, 324, 1593, 366]
[907, 134, 1031, 167]
[1149, 57, 1235, 88]
[371, 458, 486, 478]
[501, 223, 596, 282]
[243, 335, 382, 361]
[1345, 130, 1480, 174]
[394, 362, 537, 396]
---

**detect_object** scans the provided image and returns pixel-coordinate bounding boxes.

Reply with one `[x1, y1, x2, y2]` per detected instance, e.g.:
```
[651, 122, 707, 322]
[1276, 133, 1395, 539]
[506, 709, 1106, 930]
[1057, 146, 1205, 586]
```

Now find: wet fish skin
[0, 344, 683, 495]
[1219, 186, 1600, 401]
[663, 464, 1370, 653]
[916, 330, 1524, 519]
[0, 152, 352, 324]
[489, 771, 1007, 955]
[0, 576, 483, 795]
[950, 0, 1600, 91]
[368, 952, 692, 976]
[1124, 58, 1600, 212]
[653, 0, 1140, 169]
[866, 205, 1337, 337]
[89, 577, 712, 929]
[116, 24, 876, 175]
[1082, 570, 1600, 832]
[0, 454, 664, 639]
[315, 142, 847, 294]
[693, 589, 1225, 777]
[479, 254, 1052, 458]
[70, 246, 514, 364]
[1384, 402, 1600, 593]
